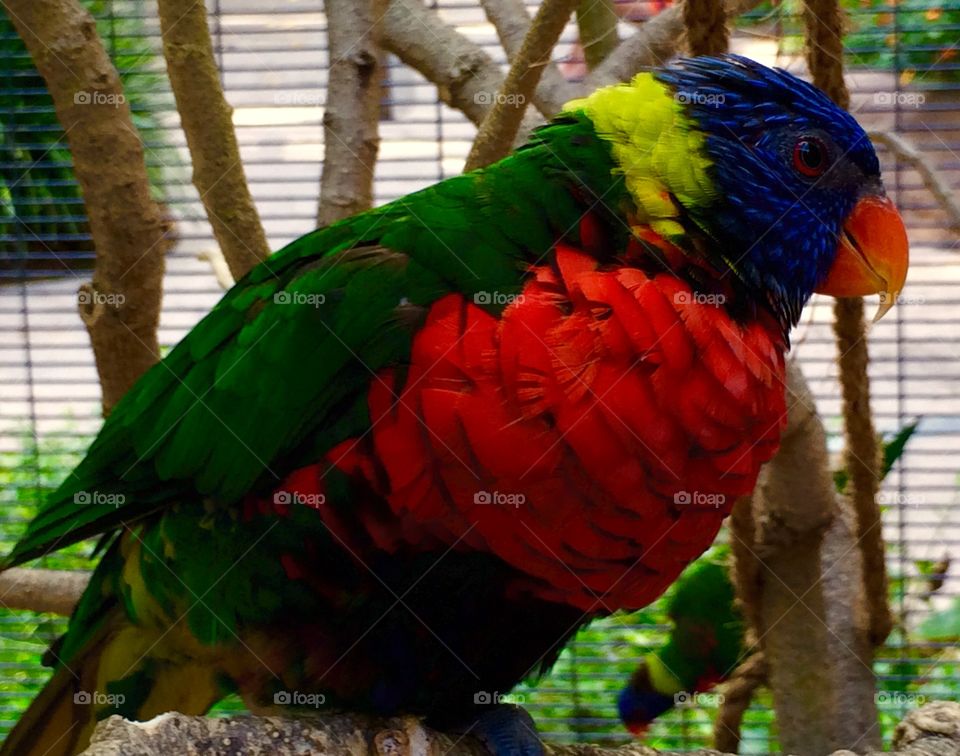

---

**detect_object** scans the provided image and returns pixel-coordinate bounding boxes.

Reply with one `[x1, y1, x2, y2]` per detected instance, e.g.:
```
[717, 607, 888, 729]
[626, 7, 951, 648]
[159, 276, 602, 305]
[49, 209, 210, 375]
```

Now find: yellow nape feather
[563, 74, 717, 237]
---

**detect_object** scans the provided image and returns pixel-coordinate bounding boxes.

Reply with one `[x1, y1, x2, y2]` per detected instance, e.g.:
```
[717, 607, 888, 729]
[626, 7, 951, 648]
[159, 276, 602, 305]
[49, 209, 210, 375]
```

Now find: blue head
[655, 55, 908, 329]
[617, 661, 676, 735]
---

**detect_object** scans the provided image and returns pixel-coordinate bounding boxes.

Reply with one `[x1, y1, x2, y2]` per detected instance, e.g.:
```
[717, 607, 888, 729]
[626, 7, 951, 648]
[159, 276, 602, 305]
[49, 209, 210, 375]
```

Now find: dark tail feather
[0, 622, 111, 756]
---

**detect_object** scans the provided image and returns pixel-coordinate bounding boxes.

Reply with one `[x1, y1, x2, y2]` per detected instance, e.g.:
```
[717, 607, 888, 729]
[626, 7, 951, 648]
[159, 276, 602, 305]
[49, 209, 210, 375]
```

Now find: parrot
[618, 422, 920, 734]
[618, 547, 743, 734]
[1, 54, 908, 756]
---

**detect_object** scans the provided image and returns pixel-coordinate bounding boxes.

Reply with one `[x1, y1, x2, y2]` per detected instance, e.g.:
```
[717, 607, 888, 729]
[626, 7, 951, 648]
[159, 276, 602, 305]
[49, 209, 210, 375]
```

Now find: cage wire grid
[1, 0, 959, 751]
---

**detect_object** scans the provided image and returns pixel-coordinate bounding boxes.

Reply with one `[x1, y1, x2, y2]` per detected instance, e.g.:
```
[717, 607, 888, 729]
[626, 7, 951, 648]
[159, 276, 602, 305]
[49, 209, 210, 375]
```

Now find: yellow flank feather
[646, 652, 686, 696]
[564, 74, 717, 238]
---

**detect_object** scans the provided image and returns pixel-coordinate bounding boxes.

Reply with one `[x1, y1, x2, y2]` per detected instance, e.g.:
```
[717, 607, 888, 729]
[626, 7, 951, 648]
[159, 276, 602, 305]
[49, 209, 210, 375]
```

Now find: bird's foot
[452, 703, 545, 756]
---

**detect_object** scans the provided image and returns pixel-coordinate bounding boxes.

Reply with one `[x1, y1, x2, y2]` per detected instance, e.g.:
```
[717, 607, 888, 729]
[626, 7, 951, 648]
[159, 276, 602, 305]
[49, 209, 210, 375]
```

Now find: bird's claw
[457, 703, 545, 756]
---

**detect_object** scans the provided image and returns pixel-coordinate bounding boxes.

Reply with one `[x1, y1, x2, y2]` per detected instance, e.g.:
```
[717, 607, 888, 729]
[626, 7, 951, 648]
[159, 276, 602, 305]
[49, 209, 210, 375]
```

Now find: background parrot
[618, 547, 743, 734]
[1, 55, 908, 756]
[617, 423, 919, 734]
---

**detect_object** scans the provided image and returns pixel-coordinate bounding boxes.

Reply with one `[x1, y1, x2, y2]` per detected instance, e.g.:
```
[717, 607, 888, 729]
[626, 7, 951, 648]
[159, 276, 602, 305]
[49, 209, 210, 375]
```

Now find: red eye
[792, 136, 829, 177]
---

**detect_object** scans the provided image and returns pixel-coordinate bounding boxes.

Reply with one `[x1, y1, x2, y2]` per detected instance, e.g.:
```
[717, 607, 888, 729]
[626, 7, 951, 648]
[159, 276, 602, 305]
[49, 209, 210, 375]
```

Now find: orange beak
[814, 195, 909, 321]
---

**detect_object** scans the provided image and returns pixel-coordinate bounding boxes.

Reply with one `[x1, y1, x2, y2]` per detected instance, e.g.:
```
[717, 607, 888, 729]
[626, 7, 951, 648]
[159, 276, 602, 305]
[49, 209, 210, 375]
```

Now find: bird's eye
[792, 136, 829, 178]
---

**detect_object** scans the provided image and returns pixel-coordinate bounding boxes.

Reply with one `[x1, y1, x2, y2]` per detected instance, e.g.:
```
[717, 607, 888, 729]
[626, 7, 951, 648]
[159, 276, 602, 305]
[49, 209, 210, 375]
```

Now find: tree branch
[5, 0, 170, 415]
[576, 0, 620, 70]
[383, 0, 763, 132]
[581, 0, 764, 91]
[869, 130, 960, 233]
[318, 0, 386, 226]
[158, 0, 270, 280]
[465, 0, 581, 171]
[382, 0, 529, 129]
[740, 361, 881, 753]
[0, 567, 87, 616]
[481, 0, 580, 115]
[712, 652, 766, 753]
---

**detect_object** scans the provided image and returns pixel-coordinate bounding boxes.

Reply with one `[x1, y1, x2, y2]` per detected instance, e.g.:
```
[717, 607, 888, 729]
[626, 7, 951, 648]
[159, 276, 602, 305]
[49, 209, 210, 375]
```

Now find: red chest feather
[331, 245, 787, 611]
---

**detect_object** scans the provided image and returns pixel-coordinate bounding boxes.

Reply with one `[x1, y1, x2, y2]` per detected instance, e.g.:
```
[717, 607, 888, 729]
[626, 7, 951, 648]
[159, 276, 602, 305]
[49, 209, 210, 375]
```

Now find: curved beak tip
[815, 195, 909, 321]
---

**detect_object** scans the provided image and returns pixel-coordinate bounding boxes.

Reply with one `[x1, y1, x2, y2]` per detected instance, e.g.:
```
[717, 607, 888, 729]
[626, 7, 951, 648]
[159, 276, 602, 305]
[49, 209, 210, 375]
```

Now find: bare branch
[5, 0, 170, 415]
[318, 0, 386, 226]
[481, 0, 579, 114]
[576, 0, 620, 69]
[158, 0, 270, 280]
[0, 567, 85, 616]
[382, 0, 527, 129]
[383, 0, 762, 135]
[869, 130, 960, 233]
[197, 248, 235, 290]
[581, 0, 764, 91]
[465, 0, 581, 171]
[713, 652, 766, 753]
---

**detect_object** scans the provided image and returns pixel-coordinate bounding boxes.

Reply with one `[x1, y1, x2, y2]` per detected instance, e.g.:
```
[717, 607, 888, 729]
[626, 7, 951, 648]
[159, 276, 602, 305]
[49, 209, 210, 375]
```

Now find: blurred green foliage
[742, 0, 960, 82]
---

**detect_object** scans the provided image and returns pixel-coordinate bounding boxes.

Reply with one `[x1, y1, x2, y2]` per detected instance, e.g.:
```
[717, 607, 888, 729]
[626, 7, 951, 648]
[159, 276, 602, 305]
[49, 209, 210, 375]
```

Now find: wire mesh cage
[0, 0, 958, 751]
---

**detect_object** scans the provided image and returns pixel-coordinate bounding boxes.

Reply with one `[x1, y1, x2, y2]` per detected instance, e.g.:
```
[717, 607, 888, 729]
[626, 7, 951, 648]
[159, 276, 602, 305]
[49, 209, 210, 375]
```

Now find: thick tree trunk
[158, 0, 270, 280]
[5, 0, 170, 414]
[741, 361, 881, 754]
[317, 0, 385, 226]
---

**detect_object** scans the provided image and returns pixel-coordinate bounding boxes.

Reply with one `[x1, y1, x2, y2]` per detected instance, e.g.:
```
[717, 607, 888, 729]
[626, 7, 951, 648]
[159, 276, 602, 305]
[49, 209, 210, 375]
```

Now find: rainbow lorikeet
[2, 55, 907, 756]
[617, 423, 919, 734]
[618, 547, 744, 733]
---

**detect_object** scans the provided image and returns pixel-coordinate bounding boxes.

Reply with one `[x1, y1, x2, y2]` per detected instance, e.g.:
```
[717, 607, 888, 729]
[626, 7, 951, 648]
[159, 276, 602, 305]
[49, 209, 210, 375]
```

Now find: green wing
[6, 119, 623, 567]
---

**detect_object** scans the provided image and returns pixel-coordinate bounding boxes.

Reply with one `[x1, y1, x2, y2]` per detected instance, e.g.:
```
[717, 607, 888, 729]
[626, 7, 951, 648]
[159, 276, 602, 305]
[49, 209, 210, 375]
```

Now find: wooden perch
[5, 0, 171, 415]
[78, 701, 960, 755]
[466, 0, 582, 171]
[158, 0, 270, 280]
[318, 0, 386, 227]
[481, 0, 580, 115]
[0, 568, 88, 617]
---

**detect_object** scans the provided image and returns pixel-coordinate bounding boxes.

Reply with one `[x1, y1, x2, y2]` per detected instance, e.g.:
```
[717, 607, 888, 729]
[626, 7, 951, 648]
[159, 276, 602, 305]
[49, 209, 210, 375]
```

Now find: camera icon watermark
[473, 490, 525, 509]
[474, 291, 524, 307]
[675, 290, 726, 306]
[874, 91, 925, 108]
[273, 490, 326, 509]
[78, 289, 126, 308]
[673, 490, 726, 509]
[674, 691, 725, 707]
[74, 490, 126, 508]
[73, 690, 125, 707]
[274, 291, 326, 307]
[473, 91, 526, 107]
[274, 91, 323, 106]
[273, 690, 326, 707]
[875, 692, 926, 707]
[474, 690, 525, 705]
[675, 90, 725, 107]
[74, 90, 125, 108]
